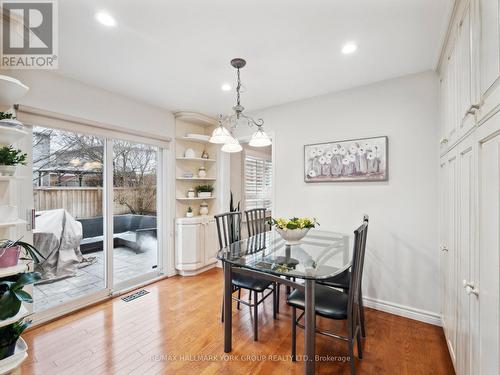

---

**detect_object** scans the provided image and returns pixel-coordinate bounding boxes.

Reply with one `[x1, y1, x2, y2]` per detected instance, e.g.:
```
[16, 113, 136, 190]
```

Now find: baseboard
[363, 296, 442, 326]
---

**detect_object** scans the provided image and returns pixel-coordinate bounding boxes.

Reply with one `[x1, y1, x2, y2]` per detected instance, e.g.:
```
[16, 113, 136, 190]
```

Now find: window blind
[244, 153, 272, 211]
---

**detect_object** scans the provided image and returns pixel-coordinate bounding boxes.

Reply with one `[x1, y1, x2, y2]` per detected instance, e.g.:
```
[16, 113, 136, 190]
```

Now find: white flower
[349, 144, 358, 154]
[319, 156, 327, 165]
[339, 147, 347, 155]
[310, 149, 317, 158]
[367, 152, 375, 160]
[349, 154, 356, 162]
[326, 151, 333, 159]
[358, 147, 366, 156]
[325, 156, 332, 164]
[308, 170, 317, 178]
[363, 142, 371, 150]
[332, 148, 340, 155]
[342, 158, 349, 165]
[316, 148, 324, 156]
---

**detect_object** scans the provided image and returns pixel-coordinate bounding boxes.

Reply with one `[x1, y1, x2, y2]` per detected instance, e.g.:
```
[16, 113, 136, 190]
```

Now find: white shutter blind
[244, 154, 272, 211]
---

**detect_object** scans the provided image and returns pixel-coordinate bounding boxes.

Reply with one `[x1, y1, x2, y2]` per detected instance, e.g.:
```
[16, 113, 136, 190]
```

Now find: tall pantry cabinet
[438, 1, 499, 374]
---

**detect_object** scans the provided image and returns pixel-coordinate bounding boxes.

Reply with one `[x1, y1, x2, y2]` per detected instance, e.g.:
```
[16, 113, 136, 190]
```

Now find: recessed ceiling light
[221, 83, 232, 91]
[95, 11, 116, 27]
[341, 42, 357, 55]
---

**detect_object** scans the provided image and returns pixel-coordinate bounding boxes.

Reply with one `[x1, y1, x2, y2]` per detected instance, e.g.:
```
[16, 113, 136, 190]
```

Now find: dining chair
[317, 215, 369, 337]
[215, 211, 278, 341]
[287, 221, 368, 375]
[245, 208, 268, 237]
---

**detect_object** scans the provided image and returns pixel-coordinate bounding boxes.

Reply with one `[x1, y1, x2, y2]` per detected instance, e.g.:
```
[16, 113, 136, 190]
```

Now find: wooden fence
[34, 188, 133, 219]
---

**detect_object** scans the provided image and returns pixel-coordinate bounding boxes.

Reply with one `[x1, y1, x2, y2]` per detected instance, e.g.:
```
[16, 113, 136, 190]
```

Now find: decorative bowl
[275, 228, 310, 245]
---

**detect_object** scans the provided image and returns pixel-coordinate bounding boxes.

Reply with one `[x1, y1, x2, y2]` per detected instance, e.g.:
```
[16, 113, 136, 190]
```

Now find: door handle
[441, 245, 448, 252]
[466, 104, 480, 115]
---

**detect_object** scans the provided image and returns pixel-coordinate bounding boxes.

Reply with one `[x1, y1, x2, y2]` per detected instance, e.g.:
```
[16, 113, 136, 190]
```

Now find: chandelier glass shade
[210, 58, 271, 152]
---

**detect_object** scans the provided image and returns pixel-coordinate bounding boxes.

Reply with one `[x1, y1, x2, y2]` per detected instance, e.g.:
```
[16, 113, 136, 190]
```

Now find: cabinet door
[441, 150, 458, 364]
[203, 221, 219, 265]
[175, 223, 203, 269]
[456, 139, 476, 375]
[458, 3, 477, 138]
[477, 126, 500, 375]
[479, 0, 500, 119]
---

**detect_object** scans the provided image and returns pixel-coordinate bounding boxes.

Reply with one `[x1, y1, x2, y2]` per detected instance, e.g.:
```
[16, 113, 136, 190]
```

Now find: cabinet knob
[466, 104, 480, 115]
[440, 138, 449, 145]
[441, 245, 448, 252]
[463, 279, 479, 296]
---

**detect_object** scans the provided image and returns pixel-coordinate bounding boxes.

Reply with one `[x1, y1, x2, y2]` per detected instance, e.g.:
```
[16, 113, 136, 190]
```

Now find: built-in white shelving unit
[0, 74, 31, 374]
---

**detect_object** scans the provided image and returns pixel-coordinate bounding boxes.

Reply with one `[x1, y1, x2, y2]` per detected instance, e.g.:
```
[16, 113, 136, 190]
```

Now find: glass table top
[217, 229, 353, 280]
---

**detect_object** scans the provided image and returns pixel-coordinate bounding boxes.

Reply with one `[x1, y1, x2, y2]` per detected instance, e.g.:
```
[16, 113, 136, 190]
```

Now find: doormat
[121, 289, 149, 302]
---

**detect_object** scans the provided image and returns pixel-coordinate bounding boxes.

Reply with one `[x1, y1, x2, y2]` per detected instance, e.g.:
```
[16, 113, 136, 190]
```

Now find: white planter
[275, 227, 310, 245]
[0, 165, 16, 176]
[186, 212, 194, 218]
[197, 192, 212, 198]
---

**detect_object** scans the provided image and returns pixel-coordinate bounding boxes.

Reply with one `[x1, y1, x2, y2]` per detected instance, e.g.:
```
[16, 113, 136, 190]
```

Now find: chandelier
[209, 58, 271, 152]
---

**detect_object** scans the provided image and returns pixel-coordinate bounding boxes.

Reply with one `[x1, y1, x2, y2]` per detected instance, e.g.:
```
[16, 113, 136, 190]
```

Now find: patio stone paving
[33, 245, 157, 312]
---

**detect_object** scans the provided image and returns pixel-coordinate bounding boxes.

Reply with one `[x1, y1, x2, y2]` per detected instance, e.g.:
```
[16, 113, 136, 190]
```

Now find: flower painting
[304, 136, 388, 182]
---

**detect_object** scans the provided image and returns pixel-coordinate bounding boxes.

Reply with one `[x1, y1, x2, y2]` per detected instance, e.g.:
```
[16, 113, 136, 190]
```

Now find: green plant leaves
[0, 272, 39, 320]
[0, 146, 27, 166]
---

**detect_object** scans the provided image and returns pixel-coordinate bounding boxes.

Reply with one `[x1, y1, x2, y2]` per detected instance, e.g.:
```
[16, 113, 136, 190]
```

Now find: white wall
[0, 70, 175, 136]
[237, 71, 440, 322]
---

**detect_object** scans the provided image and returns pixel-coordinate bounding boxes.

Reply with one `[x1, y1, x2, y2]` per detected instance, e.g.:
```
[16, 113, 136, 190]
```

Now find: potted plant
[186, 206, 194, 218]
[0, 319, 30, 360]
[0, 272, 40, 320]
[0, 238, 45, 268]
[268, 217, 319, 245]
[195, 184, 214, 198]
[0, 145, 27, 176]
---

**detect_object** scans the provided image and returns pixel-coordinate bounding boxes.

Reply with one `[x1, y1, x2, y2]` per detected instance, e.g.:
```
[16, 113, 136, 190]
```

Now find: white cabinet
[175, 216, 218, 276]
[476, 117, 500, 375]
[478, 0, 500, 121]
[440, 151, 458, 364]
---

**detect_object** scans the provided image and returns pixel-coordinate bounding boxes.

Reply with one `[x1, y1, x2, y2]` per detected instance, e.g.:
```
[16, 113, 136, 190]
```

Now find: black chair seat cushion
[232, 273, 272, 292]
[287, 284, 348, 320]
[318, 269, 351, 289]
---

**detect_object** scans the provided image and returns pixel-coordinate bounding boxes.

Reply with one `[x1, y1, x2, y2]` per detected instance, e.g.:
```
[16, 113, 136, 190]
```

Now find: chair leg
[253, 290, 259, 341]
[356, 330, 363, 359]
[237, 288, 241, 310]
[273, 284, 277, 319]
[276, 283, 280, 314]
[359, 292, 366, 338]
[348, 339, 356, 375]
[221, 296, 224, 323]
[291, 307, 296, 361]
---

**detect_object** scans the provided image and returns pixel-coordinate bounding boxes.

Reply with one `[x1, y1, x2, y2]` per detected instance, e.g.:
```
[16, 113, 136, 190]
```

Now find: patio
[33, 245, 157, 311]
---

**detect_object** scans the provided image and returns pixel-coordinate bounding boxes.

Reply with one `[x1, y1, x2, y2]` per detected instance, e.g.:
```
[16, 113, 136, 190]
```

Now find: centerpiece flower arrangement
[268, 217, 319, 245]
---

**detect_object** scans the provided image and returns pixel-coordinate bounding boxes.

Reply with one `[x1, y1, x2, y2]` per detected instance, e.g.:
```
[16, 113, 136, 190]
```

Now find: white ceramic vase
[275, 227, 310, 245]
[0, 165, 16, 176]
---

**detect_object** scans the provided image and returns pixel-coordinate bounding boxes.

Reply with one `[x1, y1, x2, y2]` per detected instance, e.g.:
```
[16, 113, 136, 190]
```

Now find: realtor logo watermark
[1, 0, 58, 69]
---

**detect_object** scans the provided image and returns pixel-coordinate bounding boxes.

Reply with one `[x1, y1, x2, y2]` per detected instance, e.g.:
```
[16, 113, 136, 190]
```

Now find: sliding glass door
[112, 140, 159, 288]
[31, 125, 165, 315]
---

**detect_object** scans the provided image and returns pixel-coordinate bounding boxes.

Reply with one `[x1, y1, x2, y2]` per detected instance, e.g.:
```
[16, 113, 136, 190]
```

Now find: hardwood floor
[21, 268, 455, 375]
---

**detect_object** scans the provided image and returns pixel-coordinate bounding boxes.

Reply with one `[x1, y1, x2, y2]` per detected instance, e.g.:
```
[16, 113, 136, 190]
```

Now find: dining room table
[217, 228, 352, 375]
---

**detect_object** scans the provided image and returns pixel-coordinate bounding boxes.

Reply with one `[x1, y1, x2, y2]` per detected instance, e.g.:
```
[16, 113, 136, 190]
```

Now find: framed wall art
[304, 136, 388, 182]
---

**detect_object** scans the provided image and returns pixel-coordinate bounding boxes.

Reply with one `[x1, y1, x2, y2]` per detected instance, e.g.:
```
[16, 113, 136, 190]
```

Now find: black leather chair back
[347, 222, 368, 335]
[245, 208, 268, 237]
[215, 212, 242, 250]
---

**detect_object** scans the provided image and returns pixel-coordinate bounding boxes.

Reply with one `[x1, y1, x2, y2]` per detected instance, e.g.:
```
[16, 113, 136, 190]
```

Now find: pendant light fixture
[210, 58, 271, 152]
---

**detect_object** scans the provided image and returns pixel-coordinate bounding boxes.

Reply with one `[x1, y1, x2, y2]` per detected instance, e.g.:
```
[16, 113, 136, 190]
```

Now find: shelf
[0, 306, 29, 329]
[176, 157, 216, 162]
[176, 177, 216, 181]
[0, 176, 25, 182]
[0, 219, 27, 228]
[0, 126, 28, 144]
[176, 197, 216, 201]
[0, 75, 29, 111]
[173, 112, 217, 126]
[177, 136, 211, 144]
[0, 337, 28, 375]
[0, 262, 29, 279]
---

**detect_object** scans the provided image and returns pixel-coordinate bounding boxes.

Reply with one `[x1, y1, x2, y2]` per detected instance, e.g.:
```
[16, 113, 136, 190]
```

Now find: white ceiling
[56, 0, 452, 115]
